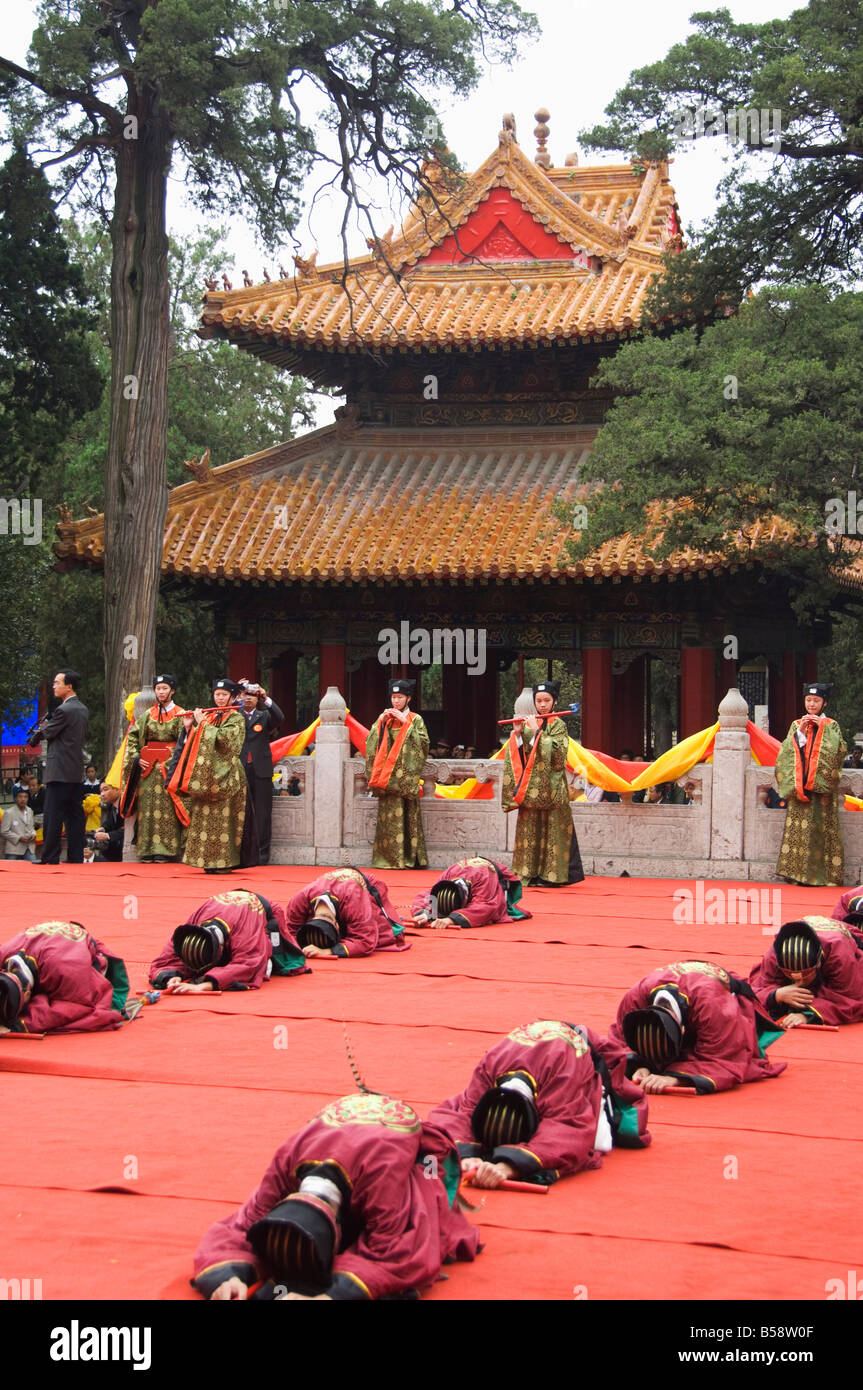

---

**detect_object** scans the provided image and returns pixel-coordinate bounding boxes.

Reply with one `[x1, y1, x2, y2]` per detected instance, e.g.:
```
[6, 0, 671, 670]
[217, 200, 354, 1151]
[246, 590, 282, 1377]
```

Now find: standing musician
[166, 678, 256, 873]
[120, 673, 186, 862]
[364, 679, 429, 870]
[502, 681, 584, 886]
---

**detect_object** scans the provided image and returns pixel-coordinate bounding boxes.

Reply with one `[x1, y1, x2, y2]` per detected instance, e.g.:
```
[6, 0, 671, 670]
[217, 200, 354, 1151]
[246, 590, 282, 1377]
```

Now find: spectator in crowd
[843, 745, 863, 769]
[238, 678, 284, 866]
[26, 775, 45, 816]
[3, 777, 13, 797]
[82, 764, 101, 792]
[12, 770, 29, 798]
[636, 781, 689, 806]
[93, 783, 125, 862]
[1, 789, 37, 860]
[286, 775, 302, 796]
[34, 670, 89, 865]
[464, 745, 478, 760]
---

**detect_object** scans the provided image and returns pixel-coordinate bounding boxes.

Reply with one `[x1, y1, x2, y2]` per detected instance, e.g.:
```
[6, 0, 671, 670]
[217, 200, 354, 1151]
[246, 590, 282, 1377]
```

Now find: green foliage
[558, 285, 863, 618]
[580, 0, 863, 312]
[0, 149, 104, 495]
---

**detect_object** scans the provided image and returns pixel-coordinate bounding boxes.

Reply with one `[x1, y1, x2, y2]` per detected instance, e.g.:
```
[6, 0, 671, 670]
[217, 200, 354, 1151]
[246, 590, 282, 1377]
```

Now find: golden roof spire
[534, 107, 551, 170]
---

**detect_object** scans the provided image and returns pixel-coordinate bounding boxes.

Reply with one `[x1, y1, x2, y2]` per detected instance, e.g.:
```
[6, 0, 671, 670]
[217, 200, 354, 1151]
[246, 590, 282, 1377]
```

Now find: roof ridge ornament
[499, 112, 517, 146]
[534, 108, 551, 170]
[184, 447, 212, 484]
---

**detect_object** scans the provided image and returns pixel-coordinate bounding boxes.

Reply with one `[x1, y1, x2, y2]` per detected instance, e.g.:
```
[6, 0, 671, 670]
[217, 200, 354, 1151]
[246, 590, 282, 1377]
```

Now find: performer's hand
[193, 706, 205, 724]
[389, 706, 407, 723]
[631, 1067, 650, 1086]
[465, 1160, 517, 1189]
[431, 916, 458, 929]
[779, 1013, 806, 1028]
[411, 912, 431, 925]
[302, 945, 334, 958]
[511, 717, 524, 731]
[525, 715, 540, 733]
[167, 980, 214, 993]
[210, 1277, 249, 1300]
[776, 984, 813, 1007]
[182, 712, 194, 729]
[0, 1025, 10, 1035]
[138, 755, 146, 767]
[94, 829, 108, 843]
[640, 1073, 679, 1093]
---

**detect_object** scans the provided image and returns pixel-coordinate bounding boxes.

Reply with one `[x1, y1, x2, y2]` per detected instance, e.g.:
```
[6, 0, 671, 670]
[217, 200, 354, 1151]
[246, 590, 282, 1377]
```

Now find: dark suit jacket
[41, 696, 89, 784]
[97, 802, 125, 861]
[241, 700, 285, 777]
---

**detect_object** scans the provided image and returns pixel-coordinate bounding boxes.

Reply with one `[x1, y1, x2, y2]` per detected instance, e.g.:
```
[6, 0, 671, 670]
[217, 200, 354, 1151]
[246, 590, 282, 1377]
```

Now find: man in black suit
[94, 782, 125, 862]
[238, 679, 284, 865]
[34, 670, 89, 864]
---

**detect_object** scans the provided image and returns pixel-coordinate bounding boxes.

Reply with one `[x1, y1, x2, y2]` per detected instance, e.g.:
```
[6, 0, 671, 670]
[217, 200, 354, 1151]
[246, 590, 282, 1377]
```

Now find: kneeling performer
[611, 960, 787, 1094]
[426, 1019, 650, 1188]
[191, 1092, 479, 1300]
[149, 889, 306, 993]
[749, 917, 863, 1027]
[285, 868, 408, 958]
[0, 921, 129, 1034]
[411, 856, 532, 928]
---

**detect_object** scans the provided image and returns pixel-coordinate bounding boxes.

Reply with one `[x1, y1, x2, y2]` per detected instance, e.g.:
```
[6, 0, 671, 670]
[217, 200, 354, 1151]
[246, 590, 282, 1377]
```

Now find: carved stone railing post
[314, 685, 349, 858]
[505, 687, 535, 850]
[710, 688, 750, 861]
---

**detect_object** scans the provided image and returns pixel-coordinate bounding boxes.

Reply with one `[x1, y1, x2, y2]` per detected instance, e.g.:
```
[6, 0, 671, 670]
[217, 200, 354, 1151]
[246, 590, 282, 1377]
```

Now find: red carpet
[1, 862, 861, 1301]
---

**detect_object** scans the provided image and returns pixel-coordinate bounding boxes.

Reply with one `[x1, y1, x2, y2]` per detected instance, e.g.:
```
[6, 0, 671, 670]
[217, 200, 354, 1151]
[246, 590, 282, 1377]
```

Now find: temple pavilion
[56, 112, 841, 756]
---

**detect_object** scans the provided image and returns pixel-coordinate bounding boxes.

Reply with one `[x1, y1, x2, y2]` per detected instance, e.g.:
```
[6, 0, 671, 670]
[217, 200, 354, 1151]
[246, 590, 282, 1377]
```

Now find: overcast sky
[3, 0, 800, 425]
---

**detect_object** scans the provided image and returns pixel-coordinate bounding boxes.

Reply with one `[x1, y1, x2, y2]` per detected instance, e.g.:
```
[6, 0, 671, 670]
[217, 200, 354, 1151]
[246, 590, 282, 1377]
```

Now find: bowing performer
[285, 868, 409, 958]
[364, 678, 429, 869]
[502, 680, 584, 886]
[426, 1020, 651, 1189]
[749, 917, 863, 1028]
[166, 678, 255, 873]
[411, 856, 532, 928]
[610, 960, 786, 1094]
[0, 921, 129, 1035]
[120, 674, 186, 861]
[149, 889, 306, 993]
[827, 887, 863, 949]
[191, 1092, 479, 1301]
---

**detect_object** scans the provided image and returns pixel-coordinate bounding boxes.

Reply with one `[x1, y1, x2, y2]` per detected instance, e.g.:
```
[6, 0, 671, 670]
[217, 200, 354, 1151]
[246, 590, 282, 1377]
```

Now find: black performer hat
[430, 877, 471, 919]
[843, 893, 863, 924]
[388, 678, 415, 696]
[297, 918, 341, 950]
[211, 677, 242, 695]
[171, 919, 229, 971]
[472, 1070, 538, 1152]
[774, 921, 823, 974]
[532, 680, 560, 701]
[623, 1002, 683, 1072]
[248, 1193, 340, 1295]
[0, 952, 37, 1026]
[802, 682, 831, 702]
[154, 674, 178, 690]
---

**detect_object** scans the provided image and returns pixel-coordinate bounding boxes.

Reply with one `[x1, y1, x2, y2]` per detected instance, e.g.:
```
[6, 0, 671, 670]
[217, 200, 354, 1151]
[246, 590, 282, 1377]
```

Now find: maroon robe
[610, 961, 787, 1093]
[411, 856, 531, 927]
[192, 1094, 478, 1300]
[149, 890, 294, 990]
[750, 916, 863, 1026]
[427, 1020, 650, 1180]
[828, 888, 863, 948]
[284, 868, 408, 957]
[2, 923, 124, 1034]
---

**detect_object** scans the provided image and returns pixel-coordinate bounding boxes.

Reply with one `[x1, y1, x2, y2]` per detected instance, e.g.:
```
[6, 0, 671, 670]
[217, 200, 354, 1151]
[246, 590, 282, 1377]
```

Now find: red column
[770, 651, 798, 739]
[718, 655, 737, 710]
[803, 651, 818, 683]
[581, 647, 613, 751]
[319, 642, 346, 700]
[612, 657, 645, 756]
[269, 651, 298, 729]
[443, 664, 470, 746]
[227, 641, 258, 684]
[679, 648, 717, 738]
[349, 657, 384, 730]
[469, 664, 499, 757]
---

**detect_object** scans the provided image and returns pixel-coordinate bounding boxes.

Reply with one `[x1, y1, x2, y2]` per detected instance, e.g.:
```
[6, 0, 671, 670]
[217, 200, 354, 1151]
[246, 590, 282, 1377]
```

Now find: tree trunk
[102, 91, 173, 765]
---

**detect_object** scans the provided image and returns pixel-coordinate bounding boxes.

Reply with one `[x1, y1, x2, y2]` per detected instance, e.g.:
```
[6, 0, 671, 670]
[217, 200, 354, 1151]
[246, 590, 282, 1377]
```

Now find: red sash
[368, 711, 416, 791]
[793, 717, 828, 803]
[507, 720, 546, 807]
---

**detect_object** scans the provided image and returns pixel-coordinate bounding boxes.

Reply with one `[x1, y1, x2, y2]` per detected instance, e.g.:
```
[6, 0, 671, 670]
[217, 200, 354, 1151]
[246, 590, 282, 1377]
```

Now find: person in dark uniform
[32, 671, 89, 865]
[93, 783, 125, 862]
[238, 679, 284, 865]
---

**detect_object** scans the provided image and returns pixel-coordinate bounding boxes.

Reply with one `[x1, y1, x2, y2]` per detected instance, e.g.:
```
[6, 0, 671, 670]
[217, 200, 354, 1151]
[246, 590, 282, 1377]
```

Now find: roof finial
[499, 112, 517, 146]
[534, 107, 551, 169]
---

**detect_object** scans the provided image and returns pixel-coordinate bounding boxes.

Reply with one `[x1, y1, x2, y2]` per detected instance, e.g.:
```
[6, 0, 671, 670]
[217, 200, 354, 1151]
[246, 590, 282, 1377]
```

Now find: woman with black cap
[775, 682, 846, 887]
[502, 680, 584, 886]
[120, 674, 186, 861]
[364, 678, 429, 869]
